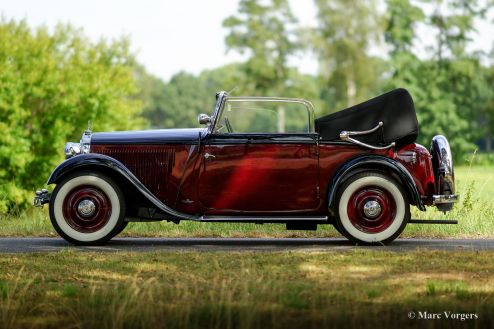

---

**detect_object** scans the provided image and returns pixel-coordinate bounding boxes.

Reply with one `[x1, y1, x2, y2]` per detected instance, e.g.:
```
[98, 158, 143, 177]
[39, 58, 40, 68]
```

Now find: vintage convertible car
[34, 88, 458, 245]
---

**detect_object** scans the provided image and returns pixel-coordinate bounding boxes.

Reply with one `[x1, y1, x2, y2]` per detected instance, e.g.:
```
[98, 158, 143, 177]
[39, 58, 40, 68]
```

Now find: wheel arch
[327, 155, 425, 213]
[52, 164, 145, 216]
[47, 154, 199, 221]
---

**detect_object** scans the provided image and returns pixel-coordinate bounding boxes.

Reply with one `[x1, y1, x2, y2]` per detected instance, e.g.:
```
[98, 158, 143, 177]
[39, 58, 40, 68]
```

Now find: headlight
[65, 142, 82, 159]
[64, 127, 92, 159]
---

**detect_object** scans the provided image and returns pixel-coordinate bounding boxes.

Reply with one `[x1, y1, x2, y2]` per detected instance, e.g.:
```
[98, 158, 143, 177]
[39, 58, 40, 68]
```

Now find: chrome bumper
[33, 189, 50, 208]
[433, 194, 459, 205]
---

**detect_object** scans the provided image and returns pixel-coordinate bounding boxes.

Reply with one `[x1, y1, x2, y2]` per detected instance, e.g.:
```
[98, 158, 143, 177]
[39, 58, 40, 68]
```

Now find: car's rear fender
[327, 155, 426, 212]
[47, 154, 200, 221]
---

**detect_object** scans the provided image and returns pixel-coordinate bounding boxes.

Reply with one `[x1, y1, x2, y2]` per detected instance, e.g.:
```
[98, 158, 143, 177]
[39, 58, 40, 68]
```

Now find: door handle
[204, 153, 216, 159]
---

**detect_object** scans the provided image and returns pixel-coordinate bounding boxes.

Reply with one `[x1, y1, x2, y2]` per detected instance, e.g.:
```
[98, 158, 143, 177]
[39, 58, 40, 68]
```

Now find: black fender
[47, 154, 200, 221]
[327, 155, 426, 212]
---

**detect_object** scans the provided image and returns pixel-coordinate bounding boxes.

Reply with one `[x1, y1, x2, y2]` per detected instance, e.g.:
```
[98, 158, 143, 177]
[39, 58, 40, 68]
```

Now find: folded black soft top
[315, 88, 418, 147]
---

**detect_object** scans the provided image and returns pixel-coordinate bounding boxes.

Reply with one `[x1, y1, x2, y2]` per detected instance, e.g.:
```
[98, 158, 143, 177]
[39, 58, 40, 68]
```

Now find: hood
[91, 128, 207, 145]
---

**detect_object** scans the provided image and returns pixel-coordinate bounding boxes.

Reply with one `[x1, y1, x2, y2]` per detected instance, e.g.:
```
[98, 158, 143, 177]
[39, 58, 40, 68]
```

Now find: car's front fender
[47, 154, 199, 221]
[48, 153, 126, 185]
[327, 155, 426, 212]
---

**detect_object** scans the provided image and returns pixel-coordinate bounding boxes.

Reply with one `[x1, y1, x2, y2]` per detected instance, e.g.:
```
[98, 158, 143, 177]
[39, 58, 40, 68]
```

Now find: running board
[409, 219, 458, 224]
[200, 215, 328, 223]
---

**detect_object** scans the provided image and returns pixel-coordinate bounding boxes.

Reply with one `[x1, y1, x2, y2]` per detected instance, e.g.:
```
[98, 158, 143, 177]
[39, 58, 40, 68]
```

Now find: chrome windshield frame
[208, 91, 229, 134]
[210, 95, 316, 135]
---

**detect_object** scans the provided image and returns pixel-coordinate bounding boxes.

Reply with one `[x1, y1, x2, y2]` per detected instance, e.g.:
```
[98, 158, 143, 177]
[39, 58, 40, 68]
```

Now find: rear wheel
[49, 172, 126, 245]
[112, 221, 129, 238]
[335, 172, 410, 244]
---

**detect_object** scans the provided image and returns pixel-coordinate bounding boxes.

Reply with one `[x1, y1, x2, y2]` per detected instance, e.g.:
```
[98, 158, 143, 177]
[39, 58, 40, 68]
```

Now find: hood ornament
[84, 120, 92, 136]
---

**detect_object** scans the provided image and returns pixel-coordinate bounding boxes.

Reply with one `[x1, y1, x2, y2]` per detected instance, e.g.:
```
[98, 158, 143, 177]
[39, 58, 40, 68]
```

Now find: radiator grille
[91, 145, 175, 200]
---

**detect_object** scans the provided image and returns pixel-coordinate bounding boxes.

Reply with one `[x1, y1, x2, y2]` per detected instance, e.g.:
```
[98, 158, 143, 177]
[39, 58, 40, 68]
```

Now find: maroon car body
[34, 89, 458, 245]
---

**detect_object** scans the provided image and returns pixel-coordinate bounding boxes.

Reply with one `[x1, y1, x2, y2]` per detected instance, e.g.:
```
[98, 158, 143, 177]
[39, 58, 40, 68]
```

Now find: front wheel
[49, 172, 126, 245]
[335, 172, 410, 244]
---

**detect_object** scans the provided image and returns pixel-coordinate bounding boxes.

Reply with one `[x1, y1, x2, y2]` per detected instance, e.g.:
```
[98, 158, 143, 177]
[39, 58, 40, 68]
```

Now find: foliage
[481, 65, 494, 151]
[135, 63, 252, 128]
[223, 0, 298, 94]
[0, 19, 143, 213]
[384, 0, 493, 162]
[137, 64, 324, 129]
[311, 0, 385, 110]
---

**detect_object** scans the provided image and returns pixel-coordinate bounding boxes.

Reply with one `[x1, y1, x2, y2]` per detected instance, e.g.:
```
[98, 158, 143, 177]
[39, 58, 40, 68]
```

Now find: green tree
[384, 0, 493, 162]
[136, 63, 251, 129]
[312, 0, 384, 110]
[223, 0, 299, 95]
[482, 64, 494, 151]
[223, 0, 325, 131]
[0, 19, 143, 213]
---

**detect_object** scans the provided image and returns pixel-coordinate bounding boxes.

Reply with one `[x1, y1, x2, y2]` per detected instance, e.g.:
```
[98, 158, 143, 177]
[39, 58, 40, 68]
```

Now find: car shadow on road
[1, 237, 491, 253]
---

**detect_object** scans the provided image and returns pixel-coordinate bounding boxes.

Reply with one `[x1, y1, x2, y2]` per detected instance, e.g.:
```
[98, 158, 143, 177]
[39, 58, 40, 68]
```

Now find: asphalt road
[0, 237, 493, 253]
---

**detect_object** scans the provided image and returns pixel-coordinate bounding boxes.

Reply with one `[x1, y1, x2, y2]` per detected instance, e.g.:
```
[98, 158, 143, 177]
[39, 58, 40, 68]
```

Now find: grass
[0, 167, 493, 328]
[0, 249, 493, 329]
[0, 166, 493, 239]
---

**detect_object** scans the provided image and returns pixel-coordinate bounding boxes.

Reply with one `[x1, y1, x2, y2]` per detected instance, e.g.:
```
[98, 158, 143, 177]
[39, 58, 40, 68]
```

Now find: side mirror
[198, 113, 211, 125]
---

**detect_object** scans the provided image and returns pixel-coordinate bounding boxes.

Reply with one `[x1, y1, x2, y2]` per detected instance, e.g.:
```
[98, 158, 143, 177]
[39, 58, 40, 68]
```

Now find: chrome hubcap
[77, 199, 96, 218]
[363, 200, 381, 219]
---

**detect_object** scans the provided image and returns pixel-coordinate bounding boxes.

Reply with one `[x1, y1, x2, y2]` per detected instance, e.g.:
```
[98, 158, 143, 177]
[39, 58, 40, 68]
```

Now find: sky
[1, 0, 492, 81]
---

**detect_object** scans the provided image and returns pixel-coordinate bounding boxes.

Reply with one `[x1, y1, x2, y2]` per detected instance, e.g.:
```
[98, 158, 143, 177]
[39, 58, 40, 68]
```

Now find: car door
[197, 98, 320, 213]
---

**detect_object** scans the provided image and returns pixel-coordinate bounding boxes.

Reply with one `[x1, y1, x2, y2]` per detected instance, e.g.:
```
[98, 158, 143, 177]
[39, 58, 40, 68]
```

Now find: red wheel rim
[346, 186, 396, 233]
[62, 186, 112, 233]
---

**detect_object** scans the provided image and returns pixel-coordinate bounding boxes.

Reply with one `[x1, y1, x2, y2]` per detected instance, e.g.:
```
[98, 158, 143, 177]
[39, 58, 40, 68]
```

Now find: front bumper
[33, 189, 50, 208]
[433, 194, 459, 205]
[432, 193, 459, 212]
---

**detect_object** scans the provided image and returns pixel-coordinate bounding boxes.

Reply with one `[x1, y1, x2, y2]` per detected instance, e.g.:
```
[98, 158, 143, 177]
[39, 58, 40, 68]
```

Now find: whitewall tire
[335, 172, 410, 244]
[49, 172, 126, 245]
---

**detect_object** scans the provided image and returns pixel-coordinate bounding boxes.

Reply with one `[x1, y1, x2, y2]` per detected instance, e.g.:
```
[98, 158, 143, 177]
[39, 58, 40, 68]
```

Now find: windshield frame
[211, 96, 316, 135]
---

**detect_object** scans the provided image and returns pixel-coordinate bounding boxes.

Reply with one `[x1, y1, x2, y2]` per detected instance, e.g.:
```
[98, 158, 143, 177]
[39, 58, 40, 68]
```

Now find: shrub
[0, 19, 144, 213]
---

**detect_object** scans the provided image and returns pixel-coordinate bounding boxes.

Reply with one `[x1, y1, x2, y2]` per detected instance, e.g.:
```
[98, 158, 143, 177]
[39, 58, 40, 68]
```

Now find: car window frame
[209, 96, 316, 136]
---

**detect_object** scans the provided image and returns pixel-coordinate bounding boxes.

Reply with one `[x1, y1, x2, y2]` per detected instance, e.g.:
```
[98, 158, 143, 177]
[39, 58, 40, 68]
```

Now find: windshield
[215, 98, 313, 134]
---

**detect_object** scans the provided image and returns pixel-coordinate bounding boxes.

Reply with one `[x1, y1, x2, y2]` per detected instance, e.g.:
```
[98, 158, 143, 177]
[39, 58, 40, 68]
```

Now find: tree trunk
[277, 106, 285, 133]
[347, 72, 357, 107]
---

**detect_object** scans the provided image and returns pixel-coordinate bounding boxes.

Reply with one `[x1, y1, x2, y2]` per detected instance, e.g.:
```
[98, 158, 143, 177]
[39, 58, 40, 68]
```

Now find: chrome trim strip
[200, 216, 328, 222]
[340, 137, 395, 150]
[341, 121, 384, 137]
[340, 121, 395, 150]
